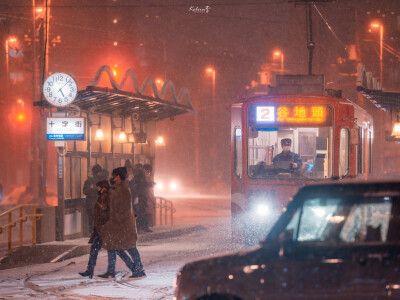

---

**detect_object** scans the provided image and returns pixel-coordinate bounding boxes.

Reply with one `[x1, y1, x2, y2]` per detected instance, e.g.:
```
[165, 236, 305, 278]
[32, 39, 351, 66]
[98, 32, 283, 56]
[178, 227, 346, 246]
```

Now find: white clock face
[43, 73, 78, 107]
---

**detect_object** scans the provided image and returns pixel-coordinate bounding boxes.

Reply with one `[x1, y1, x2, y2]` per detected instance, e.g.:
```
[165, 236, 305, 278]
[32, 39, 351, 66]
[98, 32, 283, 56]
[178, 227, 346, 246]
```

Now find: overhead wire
[0, 1, 287, 9]
[312, 4, 348, 53]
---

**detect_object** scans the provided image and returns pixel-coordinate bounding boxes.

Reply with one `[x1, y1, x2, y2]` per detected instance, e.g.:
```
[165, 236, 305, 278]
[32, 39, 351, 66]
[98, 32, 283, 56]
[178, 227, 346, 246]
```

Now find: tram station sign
[250, 104, 332, 127]
[47, 117, 86, 140]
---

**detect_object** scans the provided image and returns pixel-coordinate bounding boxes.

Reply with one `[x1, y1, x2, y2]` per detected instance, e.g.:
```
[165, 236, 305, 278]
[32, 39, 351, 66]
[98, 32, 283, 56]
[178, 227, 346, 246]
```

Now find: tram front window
[248, 126, 333, 179]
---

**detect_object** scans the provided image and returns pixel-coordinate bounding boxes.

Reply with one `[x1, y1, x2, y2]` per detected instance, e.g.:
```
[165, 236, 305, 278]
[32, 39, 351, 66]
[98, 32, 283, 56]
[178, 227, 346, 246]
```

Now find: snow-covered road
[0, 209, 244, 299]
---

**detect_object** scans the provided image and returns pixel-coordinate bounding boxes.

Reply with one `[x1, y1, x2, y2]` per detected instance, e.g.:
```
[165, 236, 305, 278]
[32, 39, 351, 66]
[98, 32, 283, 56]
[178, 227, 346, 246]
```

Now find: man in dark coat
[79, 180, 111, 279]
[99, 167, 146, 279]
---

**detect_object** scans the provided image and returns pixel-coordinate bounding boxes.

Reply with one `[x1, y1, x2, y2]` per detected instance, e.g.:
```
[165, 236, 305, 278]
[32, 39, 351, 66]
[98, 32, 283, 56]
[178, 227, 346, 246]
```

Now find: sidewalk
[0, 224, 205, 270]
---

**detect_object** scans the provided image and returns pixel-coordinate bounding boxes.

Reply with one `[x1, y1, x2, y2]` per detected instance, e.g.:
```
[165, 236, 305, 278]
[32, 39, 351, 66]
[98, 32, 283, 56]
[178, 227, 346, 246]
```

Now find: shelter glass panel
[339, 128, 349, 178]
[102, 116, 112, 153]
[64, 157, 71, 199]
[81, 158, 87, 198]
[71, 157, 81, 199]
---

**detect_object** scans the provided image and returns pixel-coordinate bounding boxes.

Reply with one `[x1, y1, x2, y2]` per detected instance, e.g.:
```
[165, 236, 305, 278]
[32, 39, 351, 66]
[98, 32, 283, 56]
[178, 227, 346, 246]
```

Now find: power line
[0, 1, 287, 9]
[313, 4, 348, 53]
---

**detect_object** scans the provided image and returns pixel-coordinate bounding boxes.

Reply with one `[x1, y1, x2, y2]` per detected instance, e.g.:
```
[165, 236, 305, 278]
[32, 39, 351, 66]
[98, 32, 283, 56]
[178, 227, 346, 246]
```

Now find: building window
[339, 128, 349, 178]
[234, 127, 242, 178]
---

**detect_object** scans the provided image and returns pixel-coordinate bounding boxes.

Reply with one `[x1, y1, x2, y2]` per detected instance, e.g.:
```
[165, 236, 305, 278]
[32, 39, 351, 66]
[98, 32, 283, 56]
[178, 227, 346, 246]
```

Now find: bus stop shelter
[35, 66, 193, 240]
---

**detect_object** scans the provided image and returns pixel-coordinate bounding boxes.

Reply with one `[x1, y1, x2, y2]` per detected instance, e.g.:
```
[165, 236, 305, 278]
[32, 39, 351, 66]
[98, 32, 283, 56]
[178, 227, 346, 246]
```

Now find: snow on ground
[0, 195, 244, 299]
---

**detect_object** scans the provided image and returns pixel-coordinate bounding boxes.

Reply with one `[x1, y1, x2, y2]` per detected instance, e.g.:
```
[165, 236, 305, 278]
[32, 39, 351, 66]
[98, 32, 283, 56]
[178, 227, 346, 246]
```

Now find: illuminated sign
[277, 105, 325, 123]
[249, 104, 332, 127]
[47, 118, 85, 140]
[256, 106, 275, 122]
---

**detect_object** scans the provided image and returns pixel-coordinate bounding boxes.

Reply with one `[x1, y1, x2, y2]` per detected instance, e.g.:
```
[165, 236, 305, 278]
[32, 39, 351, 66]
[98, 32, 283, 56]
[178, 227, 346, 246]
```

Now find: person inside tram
[272, 138, 302, 171]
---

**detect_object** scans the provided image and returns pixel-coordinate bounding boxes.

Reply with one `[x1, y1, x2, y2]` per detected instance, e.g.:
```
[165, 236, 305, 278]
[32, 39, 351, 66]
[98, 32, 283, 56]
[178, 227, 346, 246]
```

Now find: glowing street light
[369, 22, 384, 86]
[206, 67, 216, 102]
[273, 50, 284, 74]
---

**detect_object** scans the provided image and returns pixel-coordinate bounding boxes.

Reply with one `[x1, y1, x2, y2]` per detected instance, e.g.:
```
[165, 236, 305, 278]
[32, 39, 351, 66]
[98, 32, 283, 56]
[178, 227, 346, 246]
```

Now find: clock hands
[58, 79, 71, 97]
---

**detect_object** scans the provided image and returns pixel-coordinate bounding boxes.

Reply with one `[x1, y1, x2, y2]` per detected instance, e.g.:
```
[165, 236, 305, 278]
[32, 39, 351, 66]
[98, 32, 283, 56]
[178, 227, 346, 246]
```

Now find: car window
[340, 202, 391, 242]
[285, 197, 392, 244]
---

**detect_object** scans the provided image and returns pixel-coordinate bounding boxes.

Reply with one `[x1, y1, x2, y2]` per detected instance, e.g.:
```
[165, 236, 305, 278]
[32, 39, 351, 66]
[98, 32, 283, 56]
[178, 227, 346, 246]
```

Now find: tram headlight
[248, 199, 275, 221]
[255, 203, 271, 216]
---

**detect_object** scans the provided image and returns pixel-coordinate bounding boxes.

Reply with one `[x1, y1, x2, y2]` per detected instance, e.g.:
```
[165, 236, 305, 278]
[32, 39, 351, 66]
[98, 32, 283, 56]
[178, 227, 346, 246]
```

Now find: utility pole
[30, 0, 39, 199]
[37, 0, 51, 203]
[306, 3, 315, 75]
[290, 0, 336, 75]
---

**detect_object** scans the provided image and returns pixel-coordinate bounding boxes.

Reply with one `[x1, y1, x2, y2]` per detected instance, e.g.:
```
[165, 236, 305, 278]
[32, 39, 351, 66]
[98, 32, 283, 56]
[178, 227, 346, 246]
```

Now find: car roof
[295, 179, 400, 199]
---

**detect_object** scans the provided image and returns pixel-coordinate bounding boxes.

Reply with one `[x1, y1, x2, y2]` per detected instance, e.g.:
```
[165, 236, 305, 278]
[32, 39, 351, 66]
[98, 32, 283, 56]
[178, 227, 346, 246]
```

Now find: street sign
[47, 117, 85, 140]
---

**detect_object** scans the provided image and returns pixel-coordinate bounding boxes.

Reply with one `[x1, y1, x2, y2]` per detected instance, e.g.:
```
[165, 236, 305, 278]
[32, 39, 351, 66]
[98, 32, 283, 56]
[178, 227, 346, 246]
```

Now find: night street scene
[1, 0, 400, 299]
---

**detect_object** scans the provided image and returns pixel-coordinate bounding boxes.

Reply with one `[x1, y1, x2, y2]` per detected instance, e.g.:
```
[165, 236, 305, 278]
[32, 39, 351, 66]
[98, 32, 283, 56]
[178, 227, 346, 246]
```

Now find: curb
[0, 225, 206, 269]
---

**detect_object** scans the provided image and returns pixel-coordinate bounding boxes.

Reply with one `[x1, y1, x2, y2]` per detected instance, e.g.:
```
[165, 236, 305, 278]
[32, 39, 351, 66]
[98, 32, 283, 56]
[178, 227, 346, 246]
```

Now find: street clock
[43, 73, 78, 107]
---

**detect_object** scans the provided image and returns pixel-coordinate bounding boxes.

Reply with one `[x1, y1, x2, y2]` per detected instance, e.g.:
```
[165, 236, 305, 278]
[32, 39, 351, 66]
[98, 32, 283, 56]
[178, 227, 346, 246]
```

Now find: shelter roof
[34, 65, 193, 121]
[357, 86, 400, 112]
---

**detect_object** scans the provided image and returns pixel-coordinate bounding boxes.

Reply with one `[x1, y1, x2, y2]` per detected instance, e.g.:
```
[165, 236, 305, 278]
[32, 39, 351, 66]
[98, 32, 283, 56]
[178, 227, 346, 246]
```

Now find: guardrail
[154, 197, 176, 225]
[0, 204, 43, 254]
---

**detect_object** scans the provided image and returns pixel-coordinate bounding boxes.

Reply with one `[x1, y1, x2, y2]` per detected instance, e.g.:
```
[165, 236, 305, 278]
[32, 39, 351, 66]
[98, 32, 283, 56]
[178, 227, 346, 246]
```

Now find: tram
[231, 75, 373, 245]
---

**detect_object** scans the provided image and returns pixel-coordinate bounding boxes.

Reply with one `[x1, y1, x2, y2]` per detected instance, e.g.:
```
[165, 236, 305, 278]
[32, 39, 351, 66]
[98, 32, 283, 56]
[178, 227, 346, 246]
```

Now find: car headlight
[169, 181, 178, 191]
[155, 181, 164, 191]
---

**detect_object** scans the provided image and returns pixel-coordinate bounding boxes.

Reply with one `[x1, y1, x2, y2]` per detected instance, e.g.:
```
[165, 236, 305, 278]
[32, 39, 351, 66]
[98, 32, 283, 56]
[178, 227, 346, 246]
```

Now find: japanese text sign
[47, 117, 86, 140]
[250, 104, 332, 127]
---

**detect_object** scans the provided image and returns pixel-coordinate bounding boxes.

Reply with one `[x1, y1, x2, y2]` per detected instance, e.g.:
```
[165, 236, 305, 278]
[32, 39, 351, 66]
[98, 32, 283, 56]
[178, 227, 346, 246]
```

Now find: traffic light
[9, 99, 30, 130]
[15, 111, 26, 123]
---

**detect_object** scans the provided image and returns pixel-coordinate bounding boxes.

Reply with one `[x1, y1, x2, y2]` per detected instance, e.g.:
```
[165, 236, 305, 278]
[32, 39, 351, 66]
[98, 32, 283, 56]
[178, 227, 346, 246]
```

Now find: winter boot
[97, 271, 116, 279]
[79, 270, 94, 279]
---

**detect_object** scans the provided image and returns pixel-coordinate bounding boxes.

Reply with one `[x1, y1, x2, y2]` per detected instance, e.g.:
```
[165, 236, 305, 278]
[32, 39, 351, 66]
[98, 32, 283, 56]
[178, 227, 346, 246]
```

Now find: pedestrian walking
[99, 167, 146, 280]
[83, 164, 108, 233]
[79, 180, 111, 279]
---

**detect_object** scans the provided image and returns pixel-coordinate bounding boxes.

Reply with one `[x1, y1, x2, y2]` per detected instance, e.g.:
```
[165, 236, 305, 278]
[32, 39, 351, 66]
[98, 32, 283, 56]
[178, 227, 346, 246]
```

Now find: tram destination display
[249, 104, 333, 127]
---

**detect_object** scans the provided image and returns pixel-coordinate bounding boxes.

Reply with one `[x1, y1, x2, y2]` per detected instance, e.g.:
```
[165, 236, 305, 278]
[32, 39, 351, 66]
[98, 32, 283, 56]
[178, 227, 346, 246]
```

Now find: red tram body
[231, 76, 373, 244]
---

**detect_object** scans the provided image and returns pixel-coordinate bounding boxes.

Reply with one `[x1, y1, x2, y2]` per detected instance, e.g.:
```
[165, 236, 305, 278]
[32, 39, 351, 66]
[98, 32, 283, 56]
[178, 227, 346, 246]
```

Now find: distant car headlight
[155, 181, 164, 191]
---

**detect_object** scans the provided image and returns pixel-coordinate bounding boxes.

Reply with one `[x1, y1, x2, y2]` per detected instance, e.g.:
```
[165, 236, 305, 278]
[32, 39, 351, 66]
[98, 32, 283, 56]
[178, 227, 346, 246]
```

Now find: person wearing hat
[98, 167, 146, 280]
[272, 138, 302, 170]
[79, 180, 111, 279]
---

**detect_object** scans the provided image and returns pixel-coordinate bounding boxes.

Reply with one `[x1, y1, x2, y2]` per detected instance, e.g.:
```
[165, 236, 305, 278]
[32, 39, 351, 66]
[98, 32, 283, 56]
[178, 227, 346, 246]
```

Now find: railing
[0, 204, 43, 254]
[154, 197, 176, 225]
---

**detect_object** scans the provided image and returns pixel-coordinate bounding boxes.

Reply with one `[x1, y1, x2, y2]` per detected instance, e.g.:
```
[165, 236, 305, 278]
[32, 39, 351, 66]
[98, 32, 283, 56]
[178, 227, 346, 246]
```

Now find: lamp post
[273, 50, 284, 74]
[370, 22, 384, 87]
[206, 67, 216, 102]
[206, 67, 216, 183]
[5, 37, 17, 102]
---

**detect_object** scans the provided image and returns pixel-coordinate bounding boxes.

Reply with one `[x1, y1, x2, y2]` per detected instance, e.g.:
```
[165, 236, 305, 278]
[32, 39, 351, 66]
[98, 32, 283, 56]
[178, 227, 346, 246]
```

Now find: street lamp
[5, 37, 17, 102]
[206, 67, 216, 102]
[273, 50, 284, 74]
[370, 22, 384, 87]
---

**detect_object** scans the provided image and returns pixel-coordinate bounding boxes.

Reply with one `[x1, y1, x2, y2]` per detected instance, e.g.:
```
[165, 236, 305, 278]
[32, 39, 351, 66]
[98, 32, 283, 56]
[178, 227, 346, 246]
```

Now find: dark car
[174, 180, 400, 300]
